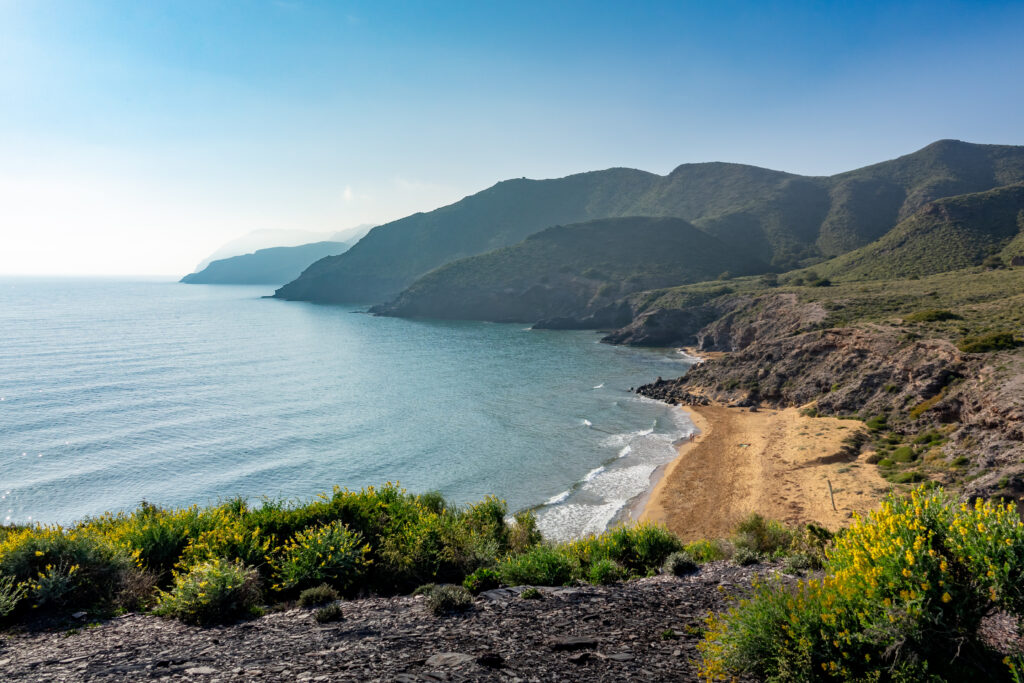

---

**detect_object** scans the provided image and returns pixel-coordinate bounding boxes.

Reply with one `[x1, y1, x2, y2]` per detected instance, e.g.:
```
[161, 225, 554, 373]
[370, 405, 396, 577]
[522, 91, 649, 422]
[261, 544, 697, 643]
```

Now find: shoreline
[616, 406, 709, 527]
[630, 403, 889, 541]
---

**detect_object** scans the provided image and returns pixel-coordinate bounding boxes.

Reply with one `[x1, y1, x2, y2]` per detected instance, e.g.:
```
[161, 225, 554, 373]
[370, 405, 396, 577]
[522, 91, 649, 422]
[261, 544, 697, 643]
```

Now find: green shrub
[905, 309, 962, 323]
[298, 583, 340, 606]
[913, 430, 943, 445]
[179, 518, 272, 576]
[958, 331, 1019, 353]
[783, 552, 813, 574]
[155, 558, 261, 625]
[887, 471, 927, 484]
[732, 548, 760, 566]
[700, 488, 1024, 680]
[865, 414, 888, 431]
[520, 587, 542, 600]
[877, 457, 895, 468]
[426, 584, 473, 615]
[890, 446, 917, 463]
[508, 511, 543, 553]
[587, 558, 625, 585]
[563, 523, 682, 577]
[0, 574, 26, 616]
[462, 567, 501, 594]
[951, 455, 970, 467]
[314, 602, 343, 623]
[91, 503, 214, 580]
[733, 514, 793, 556]
[662, 551, 699, 576]
[683, 539, 729, 563]
[273, 521, 369, 592]
[0, 526, 134, 609]
[497, 546, 578, 586]
[417, 491, 447, 514]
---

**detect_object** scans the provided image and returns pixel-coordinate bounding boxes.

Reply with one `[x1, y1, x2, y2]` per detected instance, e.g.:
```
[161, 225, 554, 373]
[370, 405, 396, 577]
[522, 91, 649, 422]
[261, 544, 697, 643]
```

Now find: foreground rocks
[0, 562, 781, 682]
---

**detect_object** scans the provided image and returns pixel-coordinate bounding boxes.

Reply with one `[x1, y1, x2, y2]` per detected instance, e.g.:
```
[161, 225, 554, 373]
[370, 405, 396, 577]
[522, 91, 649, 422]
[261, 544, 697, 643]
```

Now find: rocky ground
[6, 527, 1021, 683]
[0, 561, 786, 682]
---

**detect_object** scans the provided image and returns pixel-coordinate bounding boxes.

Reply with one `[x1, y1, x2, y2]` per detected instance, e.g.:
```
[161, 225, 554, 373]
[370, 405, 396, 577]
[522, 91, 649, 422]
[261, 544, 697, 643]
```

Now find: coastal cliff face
[600, 292, 827, 350]
[637, 305, 1024, 500]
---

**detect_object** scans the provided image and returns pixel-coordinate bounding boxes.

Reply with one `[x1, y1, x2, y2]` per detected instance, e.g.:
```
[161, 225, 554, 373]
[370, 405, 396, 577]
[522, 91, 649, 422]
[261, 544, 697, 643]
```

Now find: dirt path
[640, 405, 889, 541]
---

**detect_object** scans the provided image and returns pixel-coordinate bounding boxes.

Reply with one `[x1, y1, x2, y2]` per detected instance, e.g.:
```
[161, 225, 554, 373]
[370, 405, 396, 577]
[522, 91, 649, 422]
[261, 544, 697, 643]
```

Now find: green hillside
[180, 241, 351, 285]
[273, 168, 662, 303]
[373, 217, 766, 322]
[814, 184, 1024, 281]
[275, 140, 1024, 305]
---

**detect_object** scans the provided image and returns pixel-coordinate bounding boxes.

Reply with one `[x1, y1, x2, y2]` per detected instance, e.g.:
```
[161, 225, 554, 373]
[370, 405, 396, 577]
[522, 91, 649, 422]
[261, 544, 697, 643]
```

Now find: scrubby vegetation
[699, 487, 1024, 681]
[0, 485, 698, 628]
[423, 584, 473, 616]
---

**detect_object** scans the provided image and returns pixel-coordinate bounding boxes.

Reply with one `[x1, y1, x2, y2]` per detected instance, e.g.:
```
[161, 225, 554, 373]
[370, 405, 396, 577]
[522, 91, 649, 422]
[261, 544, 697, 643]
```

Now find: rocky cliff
[632, 289, 1024, 501]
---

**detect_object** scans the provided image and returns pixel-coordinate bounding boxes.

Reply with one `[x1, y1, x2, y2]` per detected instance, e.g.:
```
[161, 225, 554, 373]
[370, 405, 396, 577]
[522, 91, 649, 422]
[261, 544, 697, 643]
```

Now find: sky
[1, 0, 1023, 276]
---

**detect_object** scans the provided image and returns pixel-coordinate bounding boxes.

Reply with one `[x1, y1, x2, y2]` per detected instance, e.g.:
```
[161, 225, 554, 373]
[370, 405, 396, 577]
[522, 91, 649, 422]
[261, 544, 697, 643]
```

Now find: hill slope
[275, 140, 1024, 305]
[372, 217, 766, 322]
[814, 184, 1024, 281]
[181, 241, 350, 285]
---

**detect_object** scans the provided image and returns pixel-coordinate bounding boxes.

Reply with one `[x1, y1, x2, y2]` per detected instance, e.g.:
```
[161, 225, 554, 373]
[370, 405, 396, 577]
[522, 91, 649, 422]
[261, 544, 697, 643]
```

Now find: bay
[0, 278, 694, 539]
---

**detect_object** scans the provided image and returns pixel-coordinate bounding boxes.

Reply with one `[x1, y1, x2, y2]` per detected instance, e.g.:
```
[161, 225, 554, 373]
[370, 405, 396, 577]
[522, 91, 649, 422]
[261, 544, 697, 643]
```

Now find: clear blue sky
[2, 0, 1023, 275]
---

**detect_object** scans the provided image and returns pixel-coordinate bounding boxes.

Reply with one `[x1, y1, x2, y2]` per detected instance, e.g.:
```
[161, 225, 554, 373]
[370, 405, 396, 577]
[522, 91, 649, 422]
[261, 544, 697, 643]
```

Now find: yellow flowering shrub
[272, 520, 370, 592]
[0, 525, 132, 610]
[155, 558, 261, 625]
[699, 487, 1024, 681]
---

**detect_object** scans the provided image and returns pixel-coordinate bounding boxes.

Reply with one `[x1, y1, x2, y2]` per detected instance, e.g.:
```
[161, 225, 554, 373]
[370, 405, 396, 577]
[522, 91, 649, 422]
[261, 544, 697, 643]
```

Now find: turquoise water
[0, 278, 694, 540]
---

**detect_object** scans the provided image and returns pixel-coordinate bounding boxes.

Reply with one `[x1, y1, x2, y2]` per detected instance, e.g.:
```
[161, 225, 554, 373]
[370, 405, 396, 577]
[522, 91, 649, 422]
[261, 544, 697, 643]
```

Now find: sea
[0, 278, 696, 541]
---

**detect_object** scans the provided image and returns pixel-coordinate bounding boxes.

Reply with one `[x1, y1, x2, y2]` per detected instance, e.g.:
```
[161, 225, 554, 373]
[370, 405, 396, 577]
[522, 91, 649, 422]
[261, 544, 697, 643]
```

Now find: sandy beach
[635, 404, 889, 541]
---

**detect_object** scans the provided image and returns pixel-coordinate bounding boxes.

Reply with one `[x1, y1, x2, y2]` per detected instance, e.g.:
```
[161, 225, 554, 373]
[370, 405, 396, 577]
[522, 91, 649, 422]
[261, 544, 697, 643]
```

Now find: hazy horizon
[2, 0, 1023, 276]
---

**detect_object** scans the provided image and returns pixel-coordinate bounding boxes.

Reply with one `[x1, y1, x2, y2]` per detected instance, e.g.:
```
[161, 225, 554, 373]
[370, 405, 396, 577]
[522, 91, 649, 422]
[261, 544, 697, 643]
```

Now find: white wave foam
[544, 490, 570, 505]
[583, 465, 605, 482]
[593, 383, 604, 389]
[582, 419, 592, 427]
[617, 444, 632, 458]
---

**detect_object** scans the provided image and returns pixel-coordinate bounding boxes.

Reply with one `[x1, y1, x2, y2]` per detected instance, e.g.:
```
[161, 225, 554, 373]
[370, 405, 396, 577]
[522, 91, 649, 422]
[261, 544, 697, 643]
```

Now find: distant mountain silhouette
[181, 241, 352, 285]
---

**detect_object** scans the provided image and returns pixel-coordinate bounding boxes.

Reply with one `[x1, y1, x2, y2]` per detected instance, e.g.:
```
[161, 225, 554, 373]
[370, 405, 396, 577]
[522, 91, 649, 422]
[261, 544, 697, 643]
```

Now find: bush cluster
[154, 558, 261, 625]
[699, 487, 1024, 680]
[423, 584, 473, 615]
[957, 331, 1019, 353]
[496, 523, 683, 587]
[0, 484, 544, 623]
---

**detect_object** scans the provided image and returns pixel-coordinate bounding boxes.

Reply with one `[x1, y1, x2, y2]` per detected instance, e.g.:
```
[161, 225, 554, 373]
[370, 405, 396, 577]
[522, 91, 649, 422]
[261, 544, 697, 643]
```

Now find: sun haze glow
[2, 0, 1023, 276]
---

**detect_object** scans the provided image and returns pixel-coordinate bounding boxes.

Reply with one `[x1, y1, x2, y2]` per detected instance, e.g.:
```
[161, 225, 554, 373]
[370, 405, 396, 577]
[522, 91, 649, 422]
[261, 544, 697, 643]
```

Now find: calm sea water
[0, 278, 694, 540]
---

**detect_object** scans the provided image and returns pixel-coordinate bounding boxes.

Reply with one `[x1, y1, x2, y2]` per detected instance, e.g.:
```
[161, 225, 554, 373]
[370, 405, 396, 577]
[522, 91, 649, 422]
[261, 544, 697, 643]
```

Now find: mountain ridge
[274, 140, 1024, 307]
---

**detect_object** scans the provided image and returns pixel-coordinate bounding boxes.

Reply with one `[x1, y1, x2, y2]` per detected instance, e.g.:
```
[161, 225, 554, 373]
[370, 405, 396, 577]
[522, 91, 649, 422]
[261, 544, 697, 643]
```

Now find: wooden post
[827, 479, 837, 512]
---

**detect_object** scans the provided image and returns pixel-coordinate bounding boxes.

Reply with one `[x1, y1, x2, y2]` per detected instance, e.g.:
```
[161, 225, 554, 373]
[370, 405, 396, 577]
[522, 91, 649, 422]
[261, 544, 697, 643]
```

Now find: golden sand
[637, 404, 889, 542]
